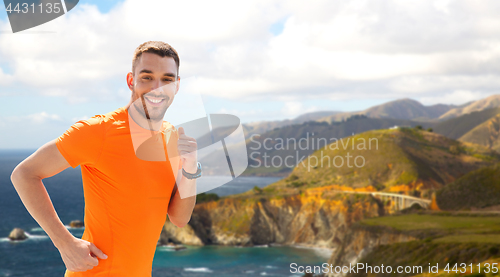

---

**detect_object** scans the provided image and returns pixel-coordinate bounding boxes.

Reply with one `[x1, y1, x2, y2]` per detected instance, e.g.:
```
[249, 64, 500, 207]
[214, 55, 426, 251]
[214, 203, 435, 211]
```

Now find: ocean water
[0, 150, 329, 277]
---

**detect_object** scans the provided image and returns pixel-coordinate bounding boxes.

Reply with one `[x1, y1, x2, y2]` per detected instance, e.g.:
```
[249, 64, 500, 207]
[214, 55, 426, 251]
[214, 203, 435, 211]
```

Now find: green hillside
[262, 127, 500, 196]
[433, 107, 500, 139]
[436, 163, 500, 210]
[242, 116, 428, 176]
[459, 112, 500, 152]
[354, 214, 500, 277]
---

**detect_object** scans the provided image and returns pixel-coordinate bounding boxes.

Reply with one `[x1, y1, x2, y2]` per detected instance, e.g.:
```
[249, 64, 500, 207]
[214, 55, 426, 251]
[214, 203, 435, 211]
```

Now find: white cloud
[5, 112, 62, 124]
[1, 0, 500, 105]
[30, 112, 62, 123]
[419, 90, 487, 105]
[0, 112, 72, 148]
[280, 101, 319, 118]
[0, 68, 13, 86]
[71, 115, 89, 122]
[216, 108, 263, 117]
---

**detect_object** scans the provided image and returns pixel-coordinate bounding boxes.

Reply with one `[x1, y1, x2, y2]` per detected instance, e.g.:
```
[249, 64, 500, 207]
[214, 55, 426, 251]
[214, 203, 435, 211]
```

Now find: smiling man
[10, 41, 199, 276]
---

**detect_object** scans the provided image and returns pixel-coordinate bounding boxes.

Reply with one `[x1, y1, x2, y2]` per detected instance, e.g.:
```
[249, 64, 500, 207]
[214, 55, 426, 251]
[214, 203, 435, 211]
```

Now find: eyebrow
[138, 69, 176, 77]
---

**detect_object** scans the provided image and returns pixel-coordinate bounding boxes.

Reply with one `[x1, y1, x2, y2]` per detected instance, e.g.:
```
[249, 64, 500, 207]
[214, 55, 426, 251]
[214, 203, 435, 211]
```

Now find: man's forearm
[167, 176, 196, 228]
[11, 167, 75, 249]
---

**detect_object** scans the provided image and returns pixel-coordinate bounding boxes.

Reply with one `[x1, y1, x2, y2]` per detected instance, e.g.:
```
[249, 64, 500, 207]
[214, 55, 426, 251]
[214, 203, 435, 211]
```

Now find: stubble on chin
[132, 93, 169, 122]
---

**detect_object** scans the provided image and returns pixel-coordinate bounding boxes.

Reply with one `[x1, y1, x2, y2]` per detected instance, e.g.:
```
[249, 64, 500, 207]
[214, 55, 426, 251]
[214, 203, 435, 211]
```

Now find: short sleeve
[56, 116, 106, 168]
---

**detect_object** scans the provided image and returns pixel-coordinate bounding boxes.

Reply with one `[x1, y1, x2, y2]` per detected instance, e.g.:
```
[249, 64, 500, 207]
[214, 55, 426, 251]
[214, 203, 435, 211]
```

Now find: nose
[150, 81, 175, 95]
[152, 79, 161, 91]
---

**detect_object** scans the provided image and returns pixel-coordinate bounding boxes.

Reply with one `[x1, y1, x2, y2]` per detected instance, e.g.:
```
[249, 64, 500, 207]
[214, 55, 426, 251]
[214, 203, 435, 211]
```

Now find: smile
[144, 96, 165, 104]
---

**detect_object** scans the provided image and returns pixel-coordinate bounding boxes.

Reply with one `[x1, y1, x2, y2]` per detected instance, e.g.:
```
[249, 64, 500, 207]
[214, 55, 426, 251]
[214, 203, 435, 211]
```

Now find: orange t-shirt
[56, 106, 181, 276]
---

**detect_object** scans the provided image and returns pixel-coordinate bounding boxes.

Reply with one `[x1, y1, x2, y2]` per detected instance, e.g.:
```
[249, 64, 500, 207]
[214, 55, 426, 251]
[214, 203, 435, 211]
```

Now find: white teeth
[146, 97, 162, 104]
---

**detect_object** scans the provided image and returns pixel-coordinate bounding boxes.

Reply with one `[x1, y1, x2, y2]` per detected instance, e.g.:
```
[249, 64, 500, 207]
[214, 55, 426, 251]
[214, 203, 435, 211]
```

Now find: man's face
[128, 52, 179, 121]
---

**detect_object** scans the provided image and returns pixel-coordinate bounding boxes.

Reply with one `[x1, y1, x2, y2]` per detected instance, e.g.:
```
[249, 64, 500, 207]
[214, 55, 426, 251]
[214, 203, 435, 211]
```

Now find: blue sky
[1, 0, 500, 149]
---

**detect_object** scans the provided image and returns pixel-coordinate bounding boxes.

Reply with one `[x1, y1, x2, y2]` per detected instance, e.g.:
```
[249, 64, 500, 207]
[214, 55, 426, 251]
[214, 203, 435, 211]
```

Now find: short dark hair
[132, 41, 180, 76]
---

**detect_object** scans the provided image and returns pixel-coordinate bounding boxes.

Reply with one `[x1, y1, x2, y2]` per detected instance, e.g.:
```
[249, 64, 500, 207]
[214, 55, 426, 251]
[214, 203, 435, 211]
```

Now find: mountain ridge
[439, 94, 500, 120]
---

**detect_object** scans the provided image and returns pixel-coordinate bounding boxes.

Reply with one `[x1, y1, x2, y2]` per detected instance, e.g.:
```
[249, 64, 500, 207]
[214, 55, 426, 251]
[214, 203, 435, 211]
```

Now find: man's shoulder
[83, 107, 128, 128]
[85, 107, 178, 133]
[56, 107, 127, 167]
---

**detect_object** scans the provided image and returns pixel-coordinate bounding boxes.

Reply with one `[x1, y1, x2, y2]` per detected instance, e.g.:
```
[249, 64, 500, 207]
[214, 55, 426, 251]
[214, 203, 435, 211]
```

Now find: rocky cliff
[160, 188, 382, 248]
[160, 190, 420, 277]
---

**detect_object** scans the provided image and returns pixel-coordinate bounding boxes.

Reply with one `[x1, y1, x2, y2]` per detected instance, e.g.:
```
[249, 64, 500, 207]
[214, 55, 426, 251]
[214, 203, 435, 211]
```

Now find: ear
[175, 76, 180, 95]
[126, 72, 134, 91]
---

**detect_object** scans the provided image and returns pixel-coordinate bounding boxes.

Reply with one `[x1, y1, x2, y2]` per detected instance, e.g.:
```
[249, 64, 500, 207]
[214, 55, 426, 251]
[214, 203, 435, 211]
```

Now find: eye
[142, 76, 151, 80]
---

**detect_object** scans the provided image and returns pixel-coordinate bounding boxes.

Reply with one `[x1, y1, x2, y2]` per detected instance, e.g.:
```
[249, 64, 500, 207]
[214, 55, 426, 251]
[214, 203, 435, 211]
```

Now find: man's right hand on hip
[57, 237, 108, 272]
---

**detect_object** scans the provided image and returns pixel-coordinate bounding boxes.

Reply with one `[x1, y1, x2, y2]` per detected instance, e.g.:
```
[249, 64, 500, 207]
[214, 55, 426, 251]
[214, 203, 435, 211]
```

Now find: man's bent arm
[167, 176, 196, 228]
[10, 140, 107, 272]
[10, 140, 75, 248]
